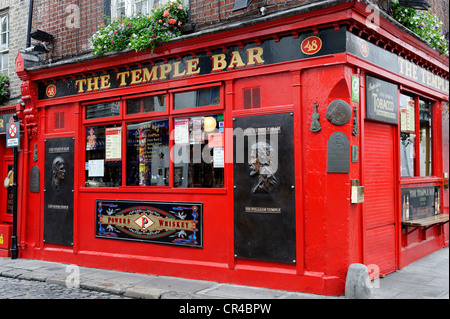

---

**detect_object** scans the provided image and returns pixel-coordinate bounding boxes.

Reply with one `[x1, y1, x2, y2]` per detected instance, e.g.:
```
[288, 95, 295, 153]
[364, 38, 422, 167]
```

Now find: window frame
[81, 83, 225, 191]
[110, 0, 188, 19]
[399, 91, 437, 179]
[0, 12, 9, 75]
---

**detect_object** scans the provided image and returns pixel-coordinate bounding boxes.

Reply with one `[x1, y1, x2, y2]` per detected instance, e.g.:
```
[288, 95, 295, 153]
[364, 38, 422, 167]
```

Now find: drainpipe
[26, 0, 34, 48]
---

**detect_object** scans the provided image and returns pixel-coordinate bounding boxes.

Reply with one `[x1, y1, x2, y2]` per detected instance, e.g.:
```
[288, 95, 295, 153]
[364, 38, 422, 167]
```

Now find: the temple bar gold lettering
[397, 57, 449, 94]
[42, 30, 450, 98]
[74, 47, 264, 94]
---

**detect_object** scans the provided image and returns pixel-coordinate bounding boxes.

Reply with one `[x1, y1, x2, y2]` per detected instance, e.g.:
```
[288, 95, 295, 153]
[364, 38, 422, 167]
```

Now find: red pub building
[0, 0, 448, 295]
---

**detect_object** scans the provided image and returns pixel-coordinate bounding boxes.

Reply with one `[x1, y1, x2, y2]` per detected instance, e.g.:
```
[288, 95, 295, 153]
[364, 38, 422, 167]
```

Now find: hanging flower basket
[392, 1, 448, 56]
[91, 0, 189, 55]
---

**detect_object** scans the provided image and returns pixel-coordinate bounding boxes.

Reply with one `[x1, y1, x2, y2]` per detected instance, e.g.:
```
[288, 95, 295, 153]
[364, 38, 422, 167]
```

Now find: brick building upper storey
[23, 0, 450, 63]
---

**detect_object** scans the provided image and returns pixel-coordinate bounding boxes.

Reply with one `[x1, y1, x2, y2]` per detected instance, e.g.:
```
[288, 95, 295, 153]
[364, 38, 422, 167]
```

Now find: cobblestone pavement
[0, 276, 130, 299]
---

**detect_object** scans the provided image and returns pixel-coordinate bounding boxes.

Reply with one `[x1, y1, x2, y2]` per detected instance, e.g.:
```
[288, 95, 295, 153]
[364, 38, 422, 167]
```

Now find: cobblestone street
[0, 276, 129, 299]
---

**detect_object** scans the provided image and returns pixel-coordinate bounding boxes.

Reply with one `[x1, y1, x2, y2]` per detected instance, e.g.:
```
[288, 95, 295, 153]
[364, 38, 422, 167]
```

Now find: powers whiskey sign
[95, 200, 202, 248]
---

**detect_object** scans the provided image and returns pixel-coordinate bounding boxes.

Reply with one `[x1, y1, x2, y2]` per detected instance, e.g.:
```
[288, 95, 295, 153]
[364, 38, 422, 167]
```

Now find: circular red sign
[301, 36, 322, 55]
[46, 84, 57, 98]
[8, 123, 17, 138]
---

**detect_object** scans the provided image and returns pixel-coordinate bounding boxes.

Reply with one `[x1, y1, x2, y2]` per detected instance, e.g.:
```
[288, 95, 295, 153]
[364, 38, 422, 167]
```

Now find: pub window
[173, 114, 224, 188]
[419, 99, 432, 177]
[400, 93, 433, 178]
[86, 101, 120, 119]
[84, 85, 225, 189]
[85, 124, 123, 187]
[126, 94, 165, 114]
[174, 87, 220, 110]
[126, 119, 169, 186]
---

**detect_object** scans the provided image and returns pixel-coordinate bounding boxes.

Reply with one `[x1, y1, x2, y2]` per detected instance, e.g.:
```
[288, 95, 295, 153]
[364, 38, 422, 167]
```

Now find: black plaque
[327, 132, 350, 173]
[95, 200, 202, 248]
[366, 75, 398, 124]
[30, 165, 40, 193]
[233, 113, 296, 263]
[326, 99, 352, 126]
[44, 138, 74, 245]
[401, 186, 441, 222]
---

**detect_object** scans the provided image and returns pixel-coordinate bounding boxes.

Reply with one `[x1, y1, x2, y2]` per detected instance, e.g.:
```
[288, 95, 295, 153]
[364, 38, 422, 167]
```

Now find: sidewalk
[0, 247, 448, 299]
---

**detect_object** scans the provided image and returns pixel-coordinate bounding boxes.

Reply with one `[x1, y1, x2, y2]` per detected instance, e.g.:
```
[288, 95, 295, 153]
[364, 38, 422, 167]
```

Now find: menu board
[400, 99, 415, 133]
[105, 127, 122, 161]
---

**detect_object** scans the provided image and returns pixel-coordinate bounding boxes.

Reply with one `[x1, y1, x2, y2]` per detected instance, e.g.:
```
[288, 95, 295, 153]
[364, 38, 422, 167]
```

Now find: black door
[233, 113, 296, 263]
[44, 137, 74, 246]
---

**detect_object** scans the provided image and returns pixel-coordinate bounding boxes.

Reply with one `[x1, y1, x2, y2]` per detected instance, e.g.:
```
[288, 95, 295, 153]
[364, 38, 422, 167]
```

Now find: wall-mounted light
[260, 6, 267, 16]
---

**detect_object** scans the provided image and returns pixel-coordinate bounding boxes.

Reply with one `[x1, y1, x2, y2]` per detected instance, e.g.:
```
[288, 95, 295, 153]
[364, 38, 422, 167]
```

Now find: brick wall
[190, 0, 311, 30]
[1, 0, 29, 105]
[19, 0, 450, 63]
[31, 0, 104, 61]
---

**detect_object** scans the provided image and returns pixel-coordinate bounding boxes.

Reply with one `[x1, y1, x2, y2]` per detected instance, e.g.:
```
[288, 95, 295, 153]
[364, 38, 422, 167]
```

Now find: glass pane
[419, 99, 432, 176]
[85, 125, 122, 187]
[1, 33, 7, 50]
[135, 0, 149, 14]
[126, 119, 169, 186]
[117, 0, 126, 16]
[400, 94, 415, 177]
[126, 95, 165, 114]
[174, 88, 220, 110]
[173, 114, 224, 188]
[86, 101, 120, 119]
[1, 16, 7, 33]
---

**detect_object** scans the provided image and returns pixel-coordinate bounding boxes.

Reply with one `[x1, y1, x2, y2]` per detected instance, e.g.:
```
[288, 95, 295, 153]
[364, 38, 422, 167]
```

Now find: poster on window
[105, 127, 122, 161]
[174, 119, 189, 145]
[95, 200, 203, 248]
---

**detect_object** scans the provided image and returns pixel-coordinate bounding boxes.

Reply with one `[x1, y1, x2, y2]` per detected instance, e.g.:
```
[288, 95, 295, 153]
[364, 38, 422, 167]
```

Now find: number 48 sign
[6, 122, 20, 148]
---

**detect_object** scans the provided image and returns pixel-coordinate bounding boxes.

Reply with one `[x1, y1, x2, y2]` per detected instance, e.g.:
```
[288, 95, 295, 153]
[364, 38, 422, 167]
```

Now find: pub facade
[3, 0, 449, 295]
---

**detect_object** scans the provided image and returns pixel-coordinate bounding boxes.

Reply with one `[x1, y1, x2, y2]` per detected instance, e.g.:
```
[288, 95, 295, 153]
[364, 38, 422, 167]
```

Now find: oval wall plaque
[325, 99, 352, 126]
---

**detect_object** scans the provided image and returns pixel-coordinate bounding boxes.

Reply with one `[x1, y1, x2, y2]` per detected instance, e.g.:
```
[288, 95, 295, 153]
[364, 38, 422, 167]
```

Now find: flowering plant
[0, 73, 10, 106]
[391, 0, 449, 56]
[92, 0, 188, 55]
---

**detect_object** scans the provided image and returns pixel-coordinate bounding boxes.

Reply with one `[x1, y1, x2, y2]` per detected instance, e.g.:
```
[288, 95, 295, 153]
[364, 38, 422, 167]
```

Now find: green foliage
[0, 73, 10, 106]
[91, 0, 188, 55]
[391, 0, 449, 56]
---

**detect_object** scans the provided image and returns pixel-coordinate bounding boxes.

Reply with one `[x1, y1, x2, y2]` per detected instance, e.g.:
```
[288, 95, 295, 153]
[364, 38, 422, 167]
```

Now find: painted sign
[95, 200, 203, 248]
[366, 75, 398, 124]
[347, 32, 449, 95]
[38, 27, 347, 99]
[401, 186, 440, 222]
[301, 36, 322, 55]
